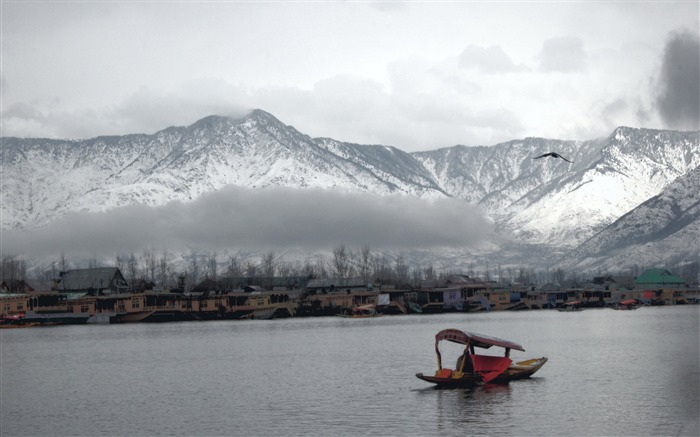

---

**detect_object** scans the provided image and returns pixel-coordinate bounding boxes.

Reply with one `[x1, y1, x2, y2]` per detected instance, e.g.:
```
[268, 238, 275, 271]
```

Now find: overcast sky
[2, 1, 698, 152]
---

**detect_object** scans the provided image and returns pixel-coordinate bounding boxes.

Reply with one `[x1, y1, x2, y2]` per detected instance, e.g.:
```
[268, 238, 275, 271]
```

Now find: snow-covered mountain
[415, 127, 699, 247]
[2, 109, 698, 270]
[1, 110, 445, 230]
[555, 165, 700, 272]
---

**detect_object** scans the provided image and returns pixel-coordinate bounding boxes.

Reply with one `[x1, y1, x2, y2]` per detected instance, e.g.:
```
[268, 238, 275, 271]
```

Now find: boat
[557, 301, 584, 312]
[416, 328, 547, 388]
[491, 357, 549, 383]
[0, 314, 39, 328]
[337, 304, 382, 318]
[613, 299, 640, 310]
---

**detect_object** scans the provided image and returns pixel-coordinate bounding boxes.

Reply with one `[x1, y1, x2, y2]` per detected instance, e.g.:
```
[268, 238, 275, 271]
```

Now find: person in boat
[456, 350, 474, 373]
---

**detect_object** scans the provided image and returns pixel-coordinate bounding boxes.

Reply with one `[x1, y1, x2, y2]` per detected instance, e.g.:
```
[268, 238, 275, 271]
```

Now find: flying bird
[532, 152, 573, 163]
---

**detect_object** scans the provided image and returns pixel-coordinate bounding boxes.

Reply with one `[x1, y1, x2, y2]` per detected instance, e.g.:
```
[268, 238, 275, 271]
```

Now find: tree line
[1, 245, 698, 293]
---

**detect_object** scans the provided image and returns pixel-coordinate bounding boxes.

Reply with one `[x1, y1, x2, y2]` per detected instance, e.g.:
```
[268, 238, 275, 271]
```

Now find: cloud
[2, 186, 493, 258]
[458, 45, 528, 74]
[0, 102, 47, 137]
[655, 29, 700, 130]
[539, 36, 587, 73]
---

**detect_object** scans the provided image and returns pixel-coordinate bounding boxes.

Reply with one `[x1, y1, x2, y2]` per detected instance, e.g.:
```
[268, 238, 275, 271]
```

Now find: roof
[435, 328, 525, 352]
[635, 269, 685, 285]
[306, 277, 368, 289]
[58, 268, 125, 291]
[538, 282, 562, 292]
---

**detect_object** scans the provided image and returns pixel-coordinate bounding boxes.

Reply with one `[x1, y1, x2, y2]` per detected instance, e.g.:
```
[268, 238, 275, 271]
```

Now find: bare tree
[287, 260, 304, 278]
[141, 250, 157, 283]
[59, 252, 70, 272]
[115, 255, 126, 274]
[410, 265, 423, 288]
[359, 245, 372, 285]
[372, 254, 392, 285]
[226, 254, 243, 278]
[331, 244, 351, 280]
[126, 253, 139, 290]
[245, 260, 258, 279]
[1, 256, 27, 289]
[553, 268, 566, 284]
[45, 261, 56, 282]
[505, 266, 516, 284]
[262, 251, 276, 277]
[157, 250, 173, 289]
[423, 264, 436, 281]
[277, 261, 292, 279]
[303, 256, 322, 278]
[261, 251, 276, 288]
[188, 251, 201, 288]
[300, 255, 329, 279]
[205, 253, 218, 280]
[395, 254, 409, 287]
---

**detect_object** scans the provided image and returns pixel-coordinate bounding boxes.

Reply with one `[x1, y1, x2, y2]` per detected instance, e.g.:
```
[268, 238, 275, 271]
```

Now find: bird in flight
[532, 152, 573, 163]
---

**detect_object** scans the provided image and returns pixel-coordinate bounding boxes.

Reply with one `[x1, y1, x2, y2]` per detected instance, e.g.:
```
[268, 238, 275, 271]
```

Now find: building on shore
[1, 267, 697, 325]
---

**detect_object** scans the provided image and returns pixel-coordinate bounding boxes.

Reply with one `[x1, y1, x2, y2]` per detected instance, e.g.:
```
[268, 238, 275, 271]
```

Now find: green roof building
[634, 269, 686, 289]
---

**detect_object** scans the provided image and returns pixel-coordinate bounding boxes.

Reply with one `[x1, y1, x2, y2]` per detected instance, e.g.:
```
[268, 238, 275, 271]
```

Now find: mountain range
[2, 109, 698, 273]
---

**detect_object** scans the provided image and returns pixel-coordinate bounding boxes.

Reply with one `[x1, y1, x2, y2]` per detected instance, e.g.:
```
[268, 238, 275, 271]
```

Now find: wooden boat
[337, 304, 382, 318]
[0, 314, 39, 328]
[557, 301, 584, 312]
[491, 357, 549, 383]
[416, 329, 547, 388]
[0, 322, 39, 329]
[613, 299, 640, 310]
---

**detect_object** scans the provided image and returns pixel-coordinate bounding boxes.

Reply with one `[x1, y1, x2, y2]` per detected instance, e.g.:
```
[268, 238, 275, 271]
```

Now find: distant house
[192, 278, 225, 293]
[1, 279, 35, 294]
[538, 282, 561, 292]
[57, 267, 129, 295]
[420, 274, 486, 290]
[593, 276, 635, 291]
[634, 269, 686, 290]
[305, 277, 369, 294]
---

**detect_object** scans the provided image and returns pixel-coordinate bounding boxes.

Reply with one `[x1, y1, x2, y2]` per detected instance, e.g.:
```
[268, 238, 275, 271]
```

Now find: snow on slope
[2, 110, 699, 270]
[556, 165, 700, 271]
[414, 128, 699, 247]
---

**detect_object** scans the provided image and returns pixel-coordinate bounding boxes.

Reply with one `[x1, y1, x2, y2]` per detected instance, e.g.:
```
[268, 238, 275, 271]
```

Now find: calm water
[1, 306, 698, 436]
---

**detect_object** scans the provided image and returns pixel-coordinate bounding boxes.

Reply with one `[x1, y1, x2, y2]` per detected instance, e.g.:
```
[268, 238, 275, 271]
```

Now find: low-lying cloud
[2, 186, 493, 258]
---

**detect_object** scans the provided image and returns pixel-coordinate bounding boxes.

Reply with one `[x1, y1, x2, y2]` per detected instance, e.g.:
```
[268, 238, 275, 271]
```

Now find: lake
[1, 306, 698, 436]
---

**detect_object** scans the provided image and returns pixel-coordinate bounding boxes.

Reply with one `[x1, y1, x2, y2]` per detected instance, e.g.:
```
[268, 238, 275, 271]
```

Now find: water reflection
[416, 383, 514, 433]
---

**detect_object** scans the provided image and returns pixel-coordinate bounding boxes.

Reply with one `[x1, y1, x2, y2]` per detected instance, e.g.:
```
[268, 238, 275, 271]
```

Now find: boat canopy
[619, 299, 637, 305]
[435, 328, 525, 352]
[564, 301, 581, 306]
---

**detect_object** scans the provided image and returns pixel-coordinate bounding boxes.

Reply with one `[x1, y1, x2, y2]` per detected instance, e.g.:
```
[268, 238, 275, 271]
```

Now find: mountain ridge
[2, 109, 698, 271]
